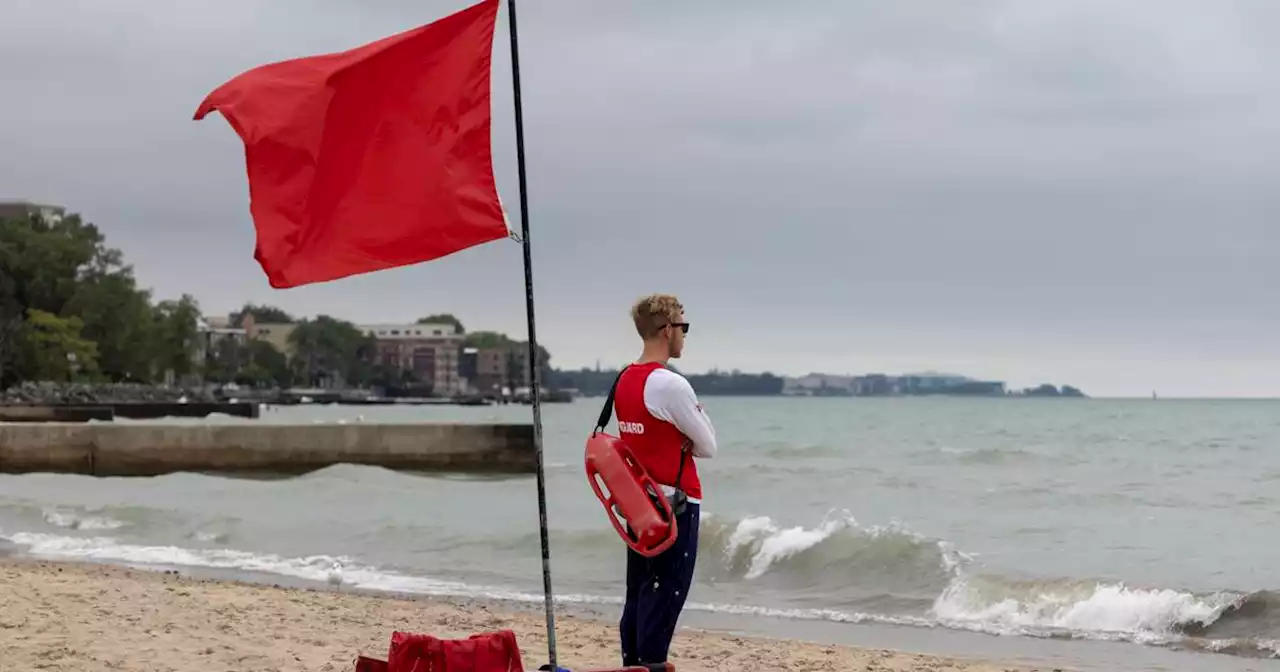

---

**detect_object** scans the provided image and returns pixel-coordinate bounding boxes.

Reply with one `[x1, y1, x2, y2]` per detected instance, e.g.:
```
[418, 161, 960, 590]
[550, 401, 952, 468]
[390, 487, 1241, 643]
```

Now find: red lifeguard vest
[613, 363, 701, 500]
[584, 363, 697, 558]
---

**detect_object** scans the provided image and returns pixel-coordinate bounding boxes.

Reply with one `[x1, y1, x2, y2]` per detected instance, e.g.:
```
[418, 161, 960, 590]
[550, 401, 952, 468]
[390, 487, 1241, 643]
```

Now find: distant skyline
[4, 0, 1278, 398]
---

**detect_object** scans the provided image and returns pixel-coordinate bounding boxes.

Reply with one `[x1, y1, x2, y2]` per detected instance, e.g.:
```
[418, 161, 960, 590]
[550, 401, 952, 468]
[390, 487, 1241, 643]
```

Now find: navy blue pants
[619, 501, 700, 667]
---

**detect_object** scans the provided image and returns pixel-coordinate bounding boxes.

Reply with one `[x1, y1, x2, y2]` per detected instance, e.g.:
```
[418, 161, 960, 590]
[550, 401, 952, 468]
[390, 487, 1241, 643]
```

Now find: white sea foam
[0, 510, 1267, 658]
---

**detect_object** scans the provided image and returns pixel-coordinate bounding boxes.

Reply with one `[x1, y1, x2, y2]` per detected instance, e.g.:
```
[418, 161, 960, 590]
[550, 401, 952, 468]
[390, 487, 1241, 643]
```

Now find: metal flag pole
[505, 0, 559, 668]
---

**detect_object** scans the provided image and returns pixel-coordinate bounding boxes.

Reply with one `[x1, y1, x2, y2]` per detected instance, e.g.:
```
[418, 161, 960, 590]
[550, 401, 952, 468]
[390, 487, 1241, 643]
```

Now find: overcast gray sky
[3, 0, 1278, 397]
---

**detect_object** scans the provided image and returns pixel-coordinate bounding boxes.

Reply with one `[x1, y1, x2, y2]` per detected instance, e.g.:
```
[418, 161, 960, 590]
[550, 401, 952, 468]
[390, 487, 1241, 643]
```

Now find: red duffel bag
[356, 630, 524, 672]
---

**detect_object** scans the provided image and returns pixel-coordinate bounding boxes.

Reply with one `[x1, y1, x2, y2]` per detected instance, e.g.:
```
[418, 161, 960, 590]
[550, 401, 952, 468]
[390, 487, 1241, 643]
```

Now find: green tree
[462, 330, 513, 348]
[232, 303, 294, 326]
[246, 339, 293, 387]
[0, 225, 26, 381]
[152, 294, 202, 381]
[288, 316, 376, 387]
[207, 338, 293, 388]
[416, 313, 464, 333]
[0, 212, 106, 316]
[0, 285, 24, 385]
[202, 337, 241, 384]
[65, 271, 158, 382]
[465, 331, 550, 368]
[22, 309, 99, 381]
[462, 330, 552, 384]
[0, 211, 136, 385]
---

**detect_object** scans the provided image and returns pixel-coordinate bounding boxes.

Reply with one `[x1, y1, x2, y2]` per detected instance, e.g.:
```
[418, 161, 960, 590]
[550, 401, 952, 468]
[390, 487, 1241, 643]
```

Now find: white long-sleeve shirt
[640, 368, 716, 502]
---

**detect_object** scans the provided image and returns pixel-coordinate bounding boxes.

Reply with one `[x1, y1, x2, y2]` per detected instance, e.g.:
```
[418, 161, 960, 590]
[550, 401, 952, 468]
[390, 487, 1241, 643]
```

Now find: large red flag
[194, 0, 508, 288]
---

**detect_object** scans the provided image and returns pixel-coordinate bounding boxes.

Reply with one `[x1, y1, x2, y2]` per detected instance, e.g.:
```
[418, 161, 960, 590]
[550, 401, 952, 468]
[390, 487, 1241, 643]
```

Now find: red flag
[194, 0, 508, 288]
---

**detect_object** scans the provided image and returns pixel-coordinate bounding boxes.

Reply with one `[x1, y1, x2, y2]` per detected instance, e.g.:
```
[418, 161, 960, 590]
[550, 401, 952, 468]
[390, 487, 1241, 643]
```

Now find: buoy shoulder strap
[593, 364, 689, 493]
[592, 366, 626, 435]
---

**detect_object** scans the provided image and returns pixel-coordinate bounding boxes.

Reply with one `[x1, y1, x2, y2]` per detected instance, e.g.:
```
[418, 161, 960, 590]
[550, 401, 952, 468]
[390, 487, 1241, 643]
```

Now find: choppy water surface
[3, 397, 1279, 667]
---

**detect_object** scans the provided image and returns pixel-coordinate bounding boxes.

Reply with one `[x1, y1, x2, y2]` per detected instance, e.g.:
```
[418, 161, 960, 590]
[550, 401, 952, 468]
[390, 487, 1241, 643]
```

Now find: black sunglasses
[661, 322, 690, 334]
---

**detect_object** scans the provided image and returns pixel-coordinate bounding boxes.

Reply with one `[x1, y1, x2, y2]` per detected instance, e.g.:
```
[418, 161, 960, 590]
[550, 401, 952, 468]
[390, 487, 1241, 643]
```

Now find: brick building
[359, 322, 463, 396]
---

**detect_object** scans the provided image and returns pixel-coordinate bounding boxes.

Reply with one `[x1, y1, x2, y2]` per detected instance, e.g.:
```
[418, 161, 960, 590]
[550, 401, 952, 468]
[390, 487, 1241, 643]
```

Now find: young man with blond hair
[611, 293, 717, 667]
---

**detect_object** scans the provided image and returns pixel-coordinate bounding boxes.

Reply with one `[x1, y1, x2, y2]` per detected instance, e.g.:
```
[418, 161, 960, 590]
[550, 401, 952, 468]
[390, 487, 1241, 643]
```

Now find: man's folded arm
[645, 370, 717, 458]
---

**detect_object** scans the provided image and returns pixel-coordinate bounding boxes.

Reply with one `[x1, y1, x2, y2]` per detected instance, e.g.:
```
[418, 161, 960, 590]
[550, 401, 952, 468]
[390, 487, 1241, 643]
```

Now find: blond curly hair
[631, 293, 684, 339]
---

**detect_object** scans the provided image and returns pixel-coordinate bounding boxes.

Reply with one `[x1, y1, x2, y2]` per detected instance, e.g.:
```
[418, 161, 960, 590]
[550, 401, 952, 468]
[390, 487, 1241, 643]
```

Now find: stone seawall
[0, 423, 536, 476]
[0, 402, 259, 422]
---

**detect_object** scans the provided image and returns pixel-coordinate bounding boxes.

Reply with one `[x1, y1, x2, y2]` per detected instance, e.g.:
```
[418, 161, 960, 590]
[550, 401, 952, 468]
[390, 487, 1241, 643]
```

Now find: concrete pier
[0, 406, 115, 423]
[0, 402, 260, 422]
[0, 423, 536, 476]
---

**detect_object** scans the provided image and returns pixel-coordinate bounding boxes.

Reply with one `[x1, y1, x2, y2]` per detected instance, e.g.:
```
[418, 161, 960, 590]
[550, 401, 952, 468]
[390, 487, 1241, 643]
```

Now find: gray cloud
[2, 0, 1277, 396]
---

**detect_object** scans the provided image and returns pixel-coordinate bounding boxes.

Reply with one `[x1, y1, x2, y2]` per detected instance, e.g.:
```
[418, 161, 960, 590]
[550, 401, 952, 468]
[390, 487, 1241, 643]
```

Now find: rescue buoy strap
[593, 366, 628, 434]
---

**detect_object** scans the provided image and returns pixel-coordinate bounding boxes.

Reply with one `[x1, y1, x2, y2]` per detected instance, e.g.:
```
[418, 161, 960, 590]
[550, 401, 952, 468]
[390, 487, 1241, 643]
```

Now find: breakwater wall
[0, 423, 536, 476]
[0, 402, 260, 422]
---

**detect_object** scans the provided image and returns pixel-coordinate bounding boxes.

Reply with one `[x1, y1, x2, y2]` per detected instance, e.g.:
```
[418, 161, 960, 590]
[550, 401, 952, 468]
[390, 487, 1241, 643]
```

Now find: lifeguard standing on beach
[613, 293, 717, 667]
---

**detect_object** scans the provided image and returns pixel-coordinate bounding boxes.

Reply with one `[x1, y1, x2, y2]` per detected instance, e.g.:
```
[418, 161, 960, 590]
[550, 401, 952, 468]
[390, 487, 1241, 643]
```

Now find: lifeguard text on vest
[619, 421, 646, 434]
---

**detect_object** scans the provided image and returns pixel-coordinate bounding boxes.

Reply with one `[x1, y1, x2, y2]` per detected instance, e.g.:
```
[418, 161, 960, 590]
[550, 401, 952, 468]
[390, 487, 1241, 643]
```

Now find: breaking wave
[3, 508, 1279, 659]
[695, 511, 1280, 656]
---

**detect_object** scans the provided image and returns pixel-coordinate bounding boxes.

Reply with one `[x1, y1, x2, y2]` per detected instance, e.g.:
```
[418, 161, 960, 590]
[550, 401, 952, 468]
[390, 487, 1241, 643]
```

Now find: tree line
[1, 210, 204, 387]
[549, 366, 786, 397]
[0, 210, 551, 391]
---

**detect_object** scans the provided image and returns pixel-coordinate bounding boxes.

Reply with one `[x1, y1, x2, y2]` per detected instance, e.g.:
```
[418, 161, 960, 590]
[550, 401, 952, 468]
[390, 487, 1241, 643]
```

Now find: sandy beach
[0, 558, 1049, 672]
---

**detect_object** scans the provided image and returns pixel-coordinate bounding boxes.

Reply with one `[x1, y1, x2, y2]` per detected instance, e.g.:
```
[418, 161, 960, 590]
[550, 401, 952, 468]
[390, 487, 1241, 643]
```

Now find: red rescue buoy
[584, 430, 678, 558]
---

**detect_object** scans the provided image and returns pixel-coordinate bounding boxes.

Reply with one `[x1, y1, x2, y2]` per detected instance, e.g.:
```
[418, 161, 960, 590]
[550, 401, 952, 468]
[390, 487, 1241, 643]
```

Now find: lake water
[2, 397, 1279, 669]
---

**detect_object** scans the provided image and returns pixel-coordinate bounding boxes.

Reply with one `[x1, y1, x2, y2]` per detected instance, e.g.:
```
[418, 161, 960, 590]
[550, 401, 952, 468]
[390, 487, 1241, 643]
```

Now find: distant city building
[214, 313, 546, 397]
[852, 373, 897, 396]
[194, 316, 247, 366]
[783, 372, 1007, 397]
[197, 316, 247, 343]
[470, 343, 534, 396]
[359, 322, 463, 396]
[242, 315, 298, 358]
[459, 347, 479, 383]
[0, 201, 65, 223]
[782, 374, 855, 396]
